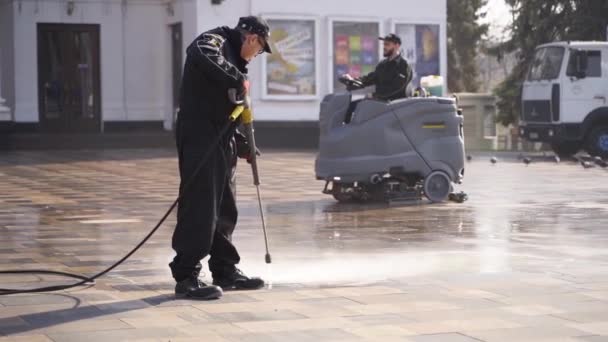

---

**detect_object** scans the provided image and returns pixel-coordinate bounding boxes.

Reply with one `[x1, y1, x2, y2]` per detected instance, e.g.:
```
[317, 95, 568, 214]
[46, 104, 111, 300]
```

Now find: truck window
[527, 47, 565, 81]
[567, 50, 602, 77]
[587, 51, 601, 77]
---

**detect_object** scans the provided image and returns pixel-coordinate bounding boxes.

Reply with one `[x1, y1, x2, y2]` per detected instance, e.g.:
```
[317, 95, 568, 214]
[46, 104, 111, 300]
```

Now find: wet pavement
[1, 149, 608, 341]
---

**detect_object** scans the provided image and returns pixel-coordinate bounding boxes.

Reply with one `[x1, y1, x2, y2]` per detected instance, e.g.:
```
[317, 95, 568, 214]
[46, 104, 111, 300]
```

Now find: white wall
[98, 1, 127, 123]
[12, 0, 39, 122]
[122, 1, 167, 122]
[10, 0, 172, 125]
[197, 0, 250, 33]
[171, 0, 447, 122]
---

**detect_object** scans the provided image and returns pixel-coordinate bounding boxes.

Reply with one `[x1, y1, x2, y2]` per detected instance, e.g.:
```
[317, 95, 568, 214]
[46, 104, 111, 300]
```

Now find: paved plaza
[1, 149, 608, 341]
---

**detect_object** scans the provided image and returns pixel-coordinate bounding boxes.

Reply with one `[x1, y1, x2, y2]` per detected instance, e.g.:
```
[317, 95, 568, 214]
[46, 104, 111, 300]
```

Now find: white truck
[519, 41, 608, 158]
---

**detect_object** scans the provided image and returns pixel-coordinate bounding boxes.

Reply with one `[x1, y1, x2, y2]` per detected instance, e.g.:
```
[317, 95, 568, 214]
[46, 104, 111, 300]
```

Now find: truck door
[563, 49, 607, 123]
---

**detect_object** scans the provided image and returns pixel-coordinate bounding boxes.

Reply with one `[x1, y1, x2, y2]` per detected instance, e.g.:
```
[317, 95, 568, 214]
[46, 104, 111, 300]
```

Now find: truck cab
[519, 41, 608, 158]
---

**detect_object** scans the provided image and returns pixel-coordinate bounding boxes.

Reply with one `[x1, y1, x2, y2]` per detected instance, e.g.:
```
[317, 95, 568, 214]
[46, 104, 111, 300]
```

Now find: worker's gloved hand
[339, 74, 354, 82]
[339, 74, 360, 91]
[246, 147, 262, 164]
[235, 131, 261, 163]
[240, 145, 261, 164]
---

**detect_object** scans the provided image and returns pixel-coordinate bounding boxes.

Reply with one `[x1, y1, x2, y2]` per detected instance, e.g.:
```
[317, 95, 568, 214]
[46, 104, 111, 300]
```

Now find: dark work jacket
[177, 26, 248, 139]
[353, 54, 413, 101]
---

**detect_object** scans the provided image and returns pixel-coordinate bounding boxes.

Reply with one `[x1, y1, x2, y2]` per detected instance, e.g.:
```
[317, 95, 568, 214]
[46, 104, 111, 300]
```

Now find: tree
[447, 0, 489, 92]
[492, 0, 608, 126]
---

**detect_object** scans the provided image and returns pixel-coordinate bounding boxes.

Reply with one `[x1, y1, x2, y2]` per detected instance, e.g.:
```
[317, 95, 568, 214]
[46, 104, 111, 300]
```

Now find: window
[527, 47, 565, 81]
[567, 50, 602, 78]
[587, 51, 602, 77]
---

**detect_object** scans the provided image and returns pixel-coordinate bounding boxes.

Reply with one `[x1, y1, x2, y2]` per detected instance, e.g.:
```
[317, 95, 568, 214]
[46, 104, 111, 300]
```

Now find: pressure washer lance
[228, 89, 272, 264]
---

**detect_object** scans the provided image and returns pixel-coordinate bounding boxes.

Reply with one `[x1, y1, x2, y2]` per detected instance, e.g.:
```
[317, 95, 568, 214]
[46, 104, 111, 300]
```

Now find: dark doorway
[37, 23, 101, 132]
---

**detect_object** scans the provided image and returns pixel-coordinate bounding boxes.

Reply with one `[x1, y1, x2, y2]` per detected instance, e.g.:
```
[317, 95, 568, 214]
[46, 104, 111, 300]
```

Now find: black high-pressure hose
[0, 121, 234, 296]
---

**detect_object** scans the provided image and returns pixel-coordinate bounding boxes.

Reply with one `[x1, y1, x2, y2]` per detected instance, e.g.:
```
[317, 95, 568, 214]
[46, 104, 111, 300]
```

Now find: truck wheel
[585, 126, 608, 159]
[550, 141, 581, 158]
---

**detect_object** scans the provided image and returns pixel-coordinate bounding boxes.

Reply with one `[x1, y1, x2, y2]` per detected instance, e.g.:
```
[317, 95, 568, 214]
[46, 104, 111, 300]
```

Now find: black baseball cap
[379, 33, 401, 45]
[237, 16, 272, 53]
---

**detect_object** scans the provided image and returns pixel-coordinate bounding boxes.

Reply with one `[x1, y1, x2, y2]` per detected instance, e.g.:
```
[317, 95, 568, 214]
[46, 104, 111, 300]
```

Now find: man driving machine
[341, 33, 413, 101]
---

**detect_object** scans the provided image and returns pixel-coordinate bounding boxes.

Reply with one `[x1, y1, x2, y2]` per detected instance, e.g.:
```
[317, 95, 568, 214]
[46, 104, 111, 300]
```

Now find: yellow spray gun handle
[229, 105, 245, 122]
[229, 105, 253, 124]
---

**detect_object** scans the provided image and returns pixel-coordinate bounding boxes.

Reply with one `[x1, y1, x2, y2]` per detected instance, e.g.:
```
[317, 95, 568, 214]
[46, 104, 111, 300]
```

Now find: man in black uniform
[343, 33, 413, 101]
[170, 16, 272, 300]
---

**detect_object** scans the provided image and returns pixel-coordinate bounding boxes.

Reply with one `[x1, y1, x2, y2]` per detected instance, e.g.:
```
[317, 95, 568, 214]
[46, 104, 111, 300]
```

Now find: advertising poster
[332, 21, 380, 92]
[395, 23, 440, 86]
[264, 19, 317, 97]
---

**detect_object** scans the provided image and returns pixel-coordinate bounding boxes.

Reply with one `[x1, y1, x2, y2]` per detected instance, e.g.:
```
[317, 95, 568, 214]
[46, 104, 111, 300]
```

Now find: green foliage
[447, 0, 489, 92]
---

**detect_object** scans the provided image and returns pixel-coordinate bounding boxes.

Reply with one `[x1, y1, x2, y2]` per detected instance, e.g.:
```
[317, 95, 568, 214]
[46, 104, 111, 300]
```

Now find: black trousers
[344, 99, 362, 124]
[170, 118, 240, 282]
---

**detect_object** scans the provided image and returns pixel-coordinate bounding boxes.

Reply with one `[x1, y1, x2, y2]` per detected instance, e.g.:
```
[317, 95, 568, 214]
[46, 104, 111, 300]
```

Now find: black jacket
[352, 54, 413, 101]
[178, 26, 248, 129]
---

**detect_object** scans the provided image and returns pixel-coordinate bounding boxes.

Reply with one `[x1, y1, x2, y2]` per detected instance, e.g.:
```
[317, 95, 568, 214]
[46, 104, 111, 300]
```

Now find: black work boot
[175, 277, 223, 300]
[212, 267, 264, 290]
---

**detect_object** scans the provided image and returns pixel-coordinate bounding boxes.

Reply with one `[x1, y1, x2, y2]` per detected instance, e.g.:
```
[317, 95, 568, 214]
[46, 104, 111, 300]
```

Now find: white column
[0, 48, 11, 121]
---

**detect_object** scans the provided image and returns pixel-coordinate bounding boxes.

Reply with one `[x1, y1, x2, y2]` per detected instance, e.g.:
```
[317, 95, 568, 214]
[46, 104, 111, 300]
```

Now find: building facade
[0, 0, 447, 135]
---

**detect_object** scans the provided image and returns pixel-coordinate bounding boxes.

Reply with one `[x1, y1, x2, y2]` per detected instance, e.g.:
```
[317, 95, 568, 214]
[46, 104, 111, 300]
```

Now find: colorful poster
[350, 52, 361, 64]
[332, 21, 380, 92]
[335, 64, 349, 78]
[395, 23, 440, 87]
[335, 35, 349, 65]
[349, 65, 362, 78]
[362, 51, 375, 65]
[265, 19, 317, 97]
[362, 36, 375, 51]
[416, 25, 440, 78]
[349, 36, 361, 51]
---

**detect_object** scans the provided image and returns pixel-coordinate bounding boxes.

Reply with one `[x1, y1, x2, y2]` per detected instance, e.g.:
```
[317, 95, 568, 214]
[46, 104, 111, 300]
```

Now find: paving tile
[0, 335, 54, 342]
[46, 326, 185, 342]
[213, 309, 307, 323]
[8, 318, 132, 336]
[578, 336, 608, 342]
[408, 332, 483, 342]
[346, 324, 417, 338]
[499, 304, 567, 316]
[344, 313, 410, 325]
[233, 317, 355, 333]
[555, 311, 608, 323]
[224, 328, 361, 342]
[568, 322, 608, 335]
[119, 313, 192, 328]
[465, 325, 590, 342]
